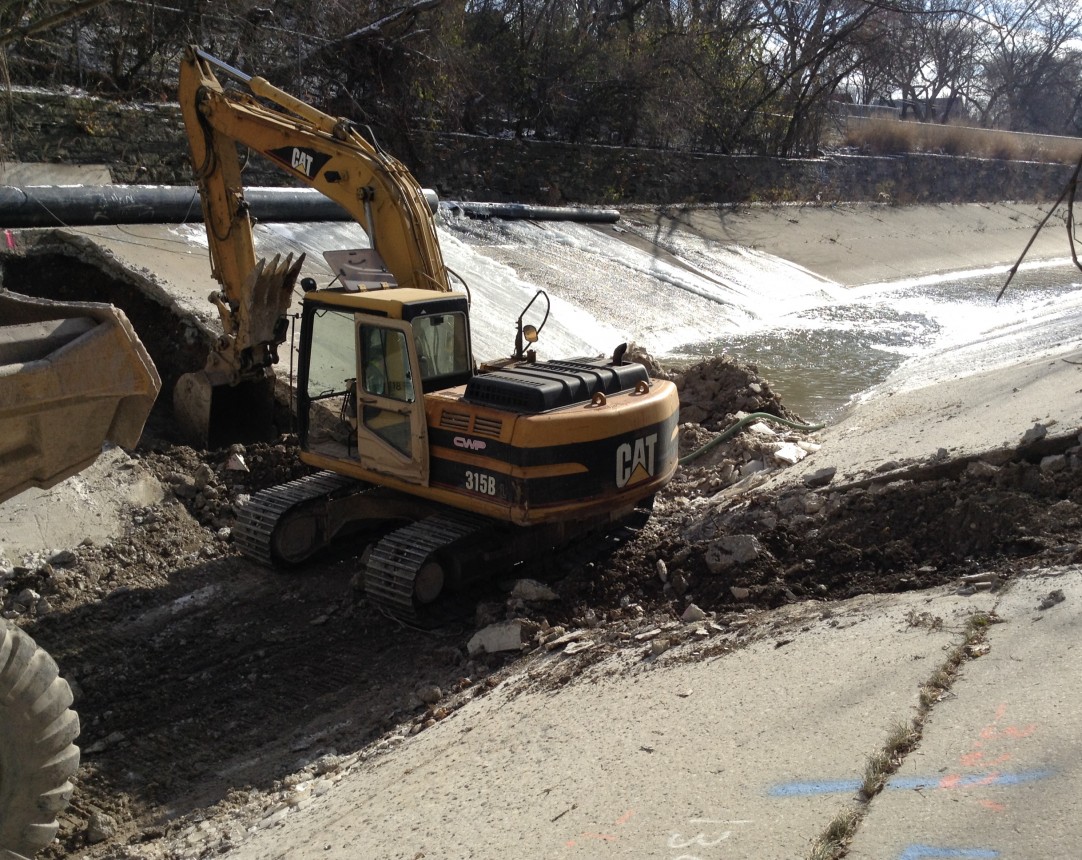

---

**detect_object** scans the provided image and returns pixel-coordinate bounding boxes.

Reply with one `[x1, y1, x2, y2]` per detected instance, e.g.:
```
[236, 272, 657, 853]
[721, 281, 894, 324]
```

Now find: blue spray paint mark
[890, 769, 1052, 791]
[768, 779, 862, 797]
[768, 768, 1052, 797]
[899, 846, 999, 860]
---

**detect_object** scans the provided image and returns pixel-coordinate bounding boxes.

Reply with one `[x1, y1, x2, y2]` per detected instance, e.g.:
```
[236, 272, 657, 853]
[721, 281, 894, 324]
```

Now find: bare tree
[4, 0, 1079, 162]
[975, 0, 1082, 131]
[0, 0, 112, 48]
[879, 0, 982, 122]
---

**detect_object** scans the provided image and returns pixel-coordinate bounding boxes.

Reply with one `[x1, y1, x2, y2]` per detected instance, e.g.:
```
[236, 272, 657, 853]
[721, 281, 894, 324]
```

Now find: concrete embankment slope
[772, 344, 1082, 488]
[629, 201, 1073, 286]
[215, 573, 1080, 860]
[847, 572, 1082, 860]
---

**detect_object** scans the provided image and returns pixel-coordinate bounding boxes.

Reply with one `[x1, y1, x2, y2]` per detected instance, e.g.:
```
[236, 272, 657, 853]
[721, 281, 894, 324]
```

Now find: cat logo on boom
[616, 433, 658, 488]
[267, 145, 331, 181]
[291, 148, 314, 176]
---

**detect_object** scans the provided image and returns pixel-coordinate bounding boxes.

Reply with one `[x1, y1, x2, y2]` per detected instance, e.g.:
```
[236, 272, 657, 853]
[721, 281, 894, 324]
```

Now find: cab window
[307, 308, 355, 399]
[411, 312, 470, 384]
[360, 325, 415, 403]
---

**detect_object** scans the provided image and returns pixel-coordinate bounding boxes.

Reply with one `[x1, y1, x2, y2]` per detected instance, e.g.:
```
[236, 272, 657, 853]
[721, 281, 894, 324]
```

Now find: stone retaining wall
[2, 89, 1074, 204]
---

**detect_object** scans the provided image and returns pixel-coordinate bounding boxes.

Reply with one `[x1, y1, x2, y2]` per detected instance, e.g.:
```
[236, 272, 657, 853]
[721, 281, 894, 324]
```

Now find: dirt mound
[674, 354, 803, 429]
[541, 447, 1082, 662]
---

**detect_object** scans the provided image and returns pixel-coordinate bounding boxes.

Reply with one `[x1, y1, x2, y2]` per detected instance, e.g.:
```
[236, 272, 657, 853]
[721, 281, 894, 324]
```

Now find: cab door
[355, 317, 430, 484]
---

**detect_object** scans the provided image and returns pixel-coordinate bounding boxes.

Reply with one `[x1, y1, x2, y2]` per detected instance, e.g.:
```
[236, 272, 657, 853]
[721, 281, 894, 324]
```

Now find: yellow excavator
[177, 47, 679, 619]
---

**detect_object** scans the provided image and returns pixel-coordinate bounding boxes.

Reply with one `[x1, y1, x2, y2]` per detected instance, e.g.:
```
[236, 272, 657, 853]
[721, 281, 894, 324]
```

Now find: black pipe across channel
[0, 185, 620, 227]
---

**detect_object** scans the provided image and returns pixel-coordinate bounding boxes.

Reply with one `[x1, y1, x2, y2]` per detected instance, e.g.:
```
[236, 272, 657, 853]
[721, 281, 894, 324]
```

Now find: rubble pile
[0, 440, 309, 621]
[673, 354, 800, 429]
[0, 497, 219, 621]
[146, 439, 313, 530]
[551, 432, 1082, 626]
[671, 418, 822, 498]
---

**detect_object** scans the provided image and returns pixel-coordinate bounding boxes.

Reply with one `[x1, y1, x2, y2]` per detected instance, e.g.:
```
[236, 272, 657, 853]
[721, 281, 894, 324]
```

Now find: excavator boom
[176, 46, 452, 446]
[182, 48, 449, 292]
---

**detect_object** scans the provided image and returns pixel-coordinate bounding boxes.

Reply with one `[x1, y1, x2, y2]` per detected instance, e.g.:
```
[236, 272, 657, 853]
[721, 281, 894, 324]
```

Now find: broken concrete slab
[467, 619, 531, 656]
[704, 534, 762, 573]
[0, 446, 162, 561]
[510, 579, 559, 601]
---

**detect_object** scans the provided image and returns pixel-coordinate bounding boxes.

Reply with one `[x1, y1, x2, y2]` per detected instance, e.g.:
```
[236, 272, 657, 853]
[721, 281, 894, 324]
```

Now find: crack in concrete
[807, 607, 1000, 860]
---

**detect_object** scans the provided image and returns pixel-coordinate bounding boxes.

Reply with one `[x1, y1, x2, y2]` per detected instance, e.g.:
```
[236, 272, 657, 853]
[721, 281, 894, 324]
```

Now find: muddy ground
[4, 355, 1082, 859]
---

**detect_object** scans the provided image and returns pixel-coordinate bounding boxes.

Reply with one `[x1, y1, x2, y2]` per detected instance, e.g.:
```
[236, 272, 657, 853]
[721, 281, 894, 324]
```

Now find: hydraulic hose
[678, 412, 826, 467]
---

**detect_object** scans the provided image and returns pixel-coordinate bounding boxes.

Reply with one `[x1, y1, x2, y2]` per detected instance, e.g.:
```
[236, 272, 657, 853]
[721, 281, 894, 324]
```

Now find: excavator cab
[297, 288, 473, 483]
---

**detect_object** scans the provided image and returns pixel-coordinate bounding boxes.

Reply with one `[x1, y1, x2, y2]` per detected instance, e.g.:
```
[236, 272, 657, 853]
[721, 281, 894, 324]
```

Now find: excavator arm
[176, 46, 452, 446]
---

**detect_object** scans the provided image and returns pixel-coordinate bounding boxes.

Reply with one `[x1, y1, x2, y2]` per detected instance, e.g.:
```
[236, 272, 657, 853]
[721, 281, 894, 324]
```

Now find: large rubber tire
[0, 622, 80, 860]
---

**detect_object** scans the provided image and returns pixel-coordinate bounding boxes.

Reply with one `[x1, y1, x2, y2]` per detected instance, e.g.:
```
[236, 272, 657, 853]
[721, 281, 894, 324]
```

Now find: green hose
[678, 411, 826, 467]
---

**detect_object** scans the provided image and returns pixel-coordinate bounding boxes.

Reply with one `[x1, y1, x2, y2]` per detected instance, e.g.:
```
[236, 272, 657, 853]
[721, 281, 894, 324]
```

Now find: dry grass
[845, 116, 1082, 164]
[843, 117, 916, 155]
[861, 721, 919, 798]
[809, 807, 860, 860]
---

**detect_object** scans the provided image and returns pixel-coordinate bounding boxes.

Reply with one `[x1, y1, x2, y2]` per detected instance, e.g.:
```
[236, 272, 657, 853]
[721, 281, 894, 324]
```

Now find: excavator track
[234, 470, 359, 566]
[364, 512, 488, 622]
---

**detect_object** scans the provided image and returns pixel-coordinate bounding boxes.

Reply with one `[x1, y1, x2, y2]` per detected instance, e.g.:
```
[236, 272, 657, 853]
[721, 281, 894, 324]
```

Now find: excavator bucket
[173, 370, 277, 451]
[0, 290, 161, 504]
[172, 253, 301, 449]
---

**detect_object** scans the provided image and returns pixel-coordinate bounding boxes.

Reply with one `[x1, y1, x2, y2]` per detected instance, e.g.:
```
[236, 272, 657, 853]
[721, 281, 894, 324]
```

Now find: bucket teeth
[240, 252, 305, 347]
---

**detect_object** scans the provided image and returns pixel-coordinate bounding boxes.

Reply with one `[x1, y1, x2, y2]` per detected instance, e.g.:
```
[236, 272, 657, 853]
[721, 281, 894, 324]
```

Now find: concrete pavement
[213, 587, 1020, 860]
[168, 568, 1082, 860]
[848, 569, 1081, 860]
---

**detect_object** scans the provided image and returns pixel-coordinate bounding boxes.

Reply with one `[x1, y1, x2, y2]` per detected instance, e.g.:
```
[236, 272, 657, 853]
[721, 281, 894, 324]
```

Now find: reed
[845, 116, 1082, 164]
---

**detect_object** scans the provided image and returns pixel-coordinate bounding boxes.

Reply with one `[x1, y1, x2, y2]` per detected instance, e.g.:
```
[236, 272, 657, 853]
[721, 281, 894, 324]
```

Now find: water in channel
[436, 216, 1082, 423]
[256, 215, 1082, 425]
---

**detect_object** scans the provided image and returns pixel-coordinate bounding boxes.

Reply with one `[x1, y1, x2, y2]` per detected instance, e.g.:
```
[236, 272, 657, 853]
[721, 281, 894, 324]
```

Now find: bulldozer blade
[173, 370, 277, 450]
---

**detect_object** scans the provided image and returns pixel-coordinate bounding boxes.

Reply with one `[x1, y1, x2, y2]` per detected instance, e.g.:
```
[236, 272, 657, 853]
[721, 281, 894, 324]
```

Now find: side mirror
[512, 290, 550, 361]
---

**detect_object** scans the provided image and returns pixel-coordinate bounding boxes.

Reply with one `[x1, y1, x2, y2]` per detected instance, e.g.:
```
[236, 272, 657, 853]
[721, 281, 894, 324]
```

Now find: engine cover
[464, 358, 649, 413]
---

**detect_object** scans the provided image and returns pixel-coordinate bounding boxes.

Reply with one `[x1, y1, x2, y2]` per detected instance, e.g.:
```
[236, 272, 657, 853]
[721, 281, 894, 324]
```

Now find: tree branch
[266, 0, 444, 80]
[0, 0, 113, 48]
[997, 152, 1082, 301]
